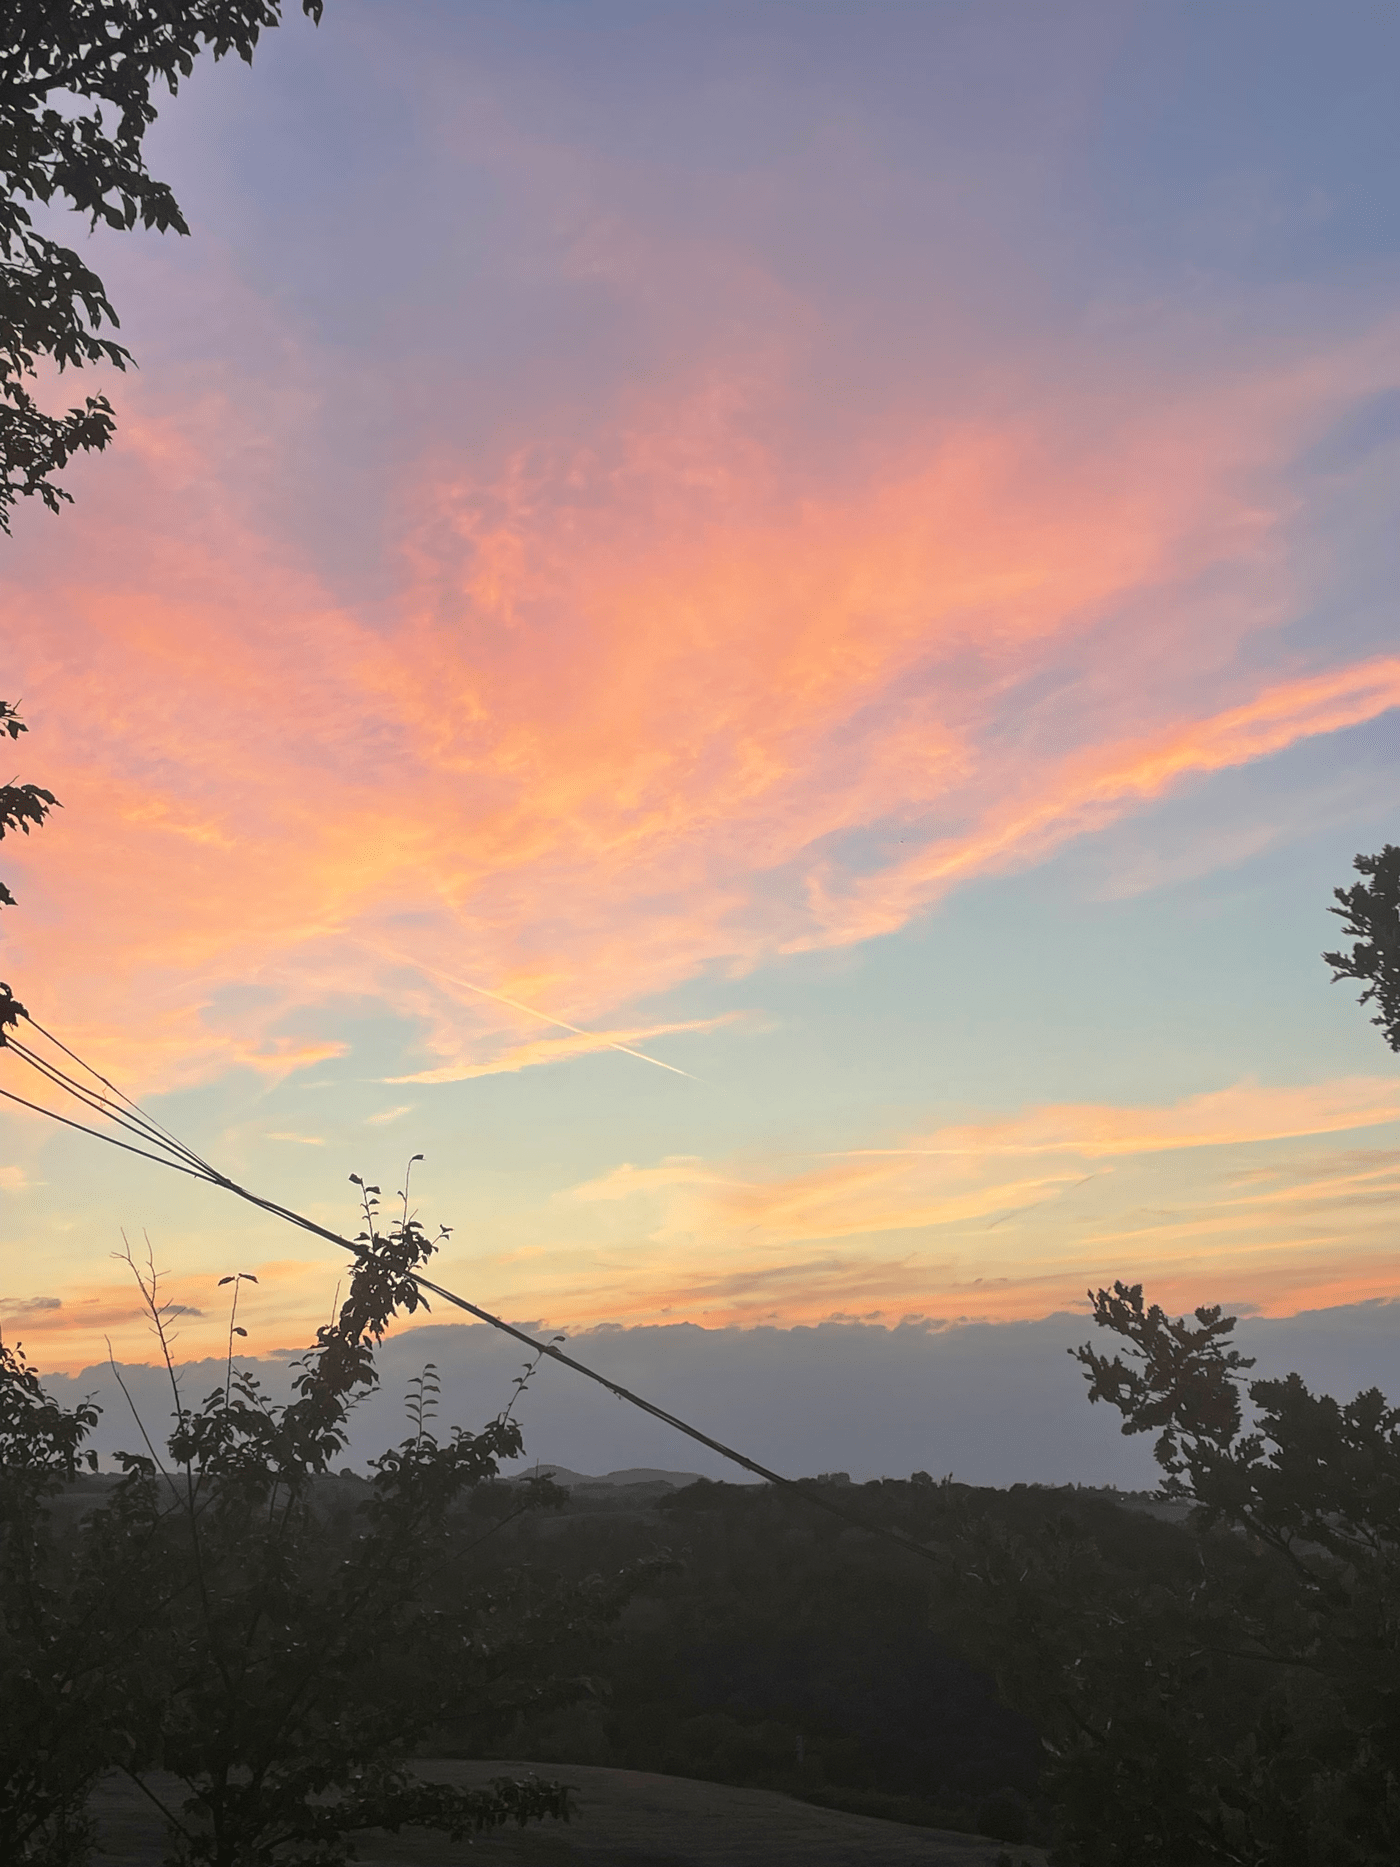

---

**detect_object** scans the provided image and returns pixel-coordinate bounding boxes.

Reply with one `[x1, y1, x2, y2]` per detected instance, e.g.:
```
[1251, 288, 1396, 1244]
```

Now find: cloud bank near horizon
[30, 1298, 1400, 1492]
[7, 1069, 1398, 1371]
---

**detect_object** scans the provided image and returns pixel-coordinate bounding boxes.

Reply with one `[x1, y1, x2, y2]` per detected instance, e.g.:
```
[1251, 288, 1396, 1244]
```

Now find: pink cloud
[806, 655, 1400, 945]
[1, 308, 1397, 1096]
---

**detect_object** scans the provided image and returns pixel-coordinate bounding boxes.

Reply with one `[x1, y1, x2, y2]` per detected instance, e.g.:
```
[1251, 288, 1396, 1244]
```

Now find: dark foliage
[1026, 1281, 1400, 1866]
[1325, 843, 1400, 1053]
[1, 0, 323, 528]
[0, 1180, 623, 1867]
[1074, 1279, 1257, 1490]
[0, 699, 57, 912]
[442, 1472, 1075, 1843]
[0, 1339, 105, 1867]
[454, 1269, 1400, 1866]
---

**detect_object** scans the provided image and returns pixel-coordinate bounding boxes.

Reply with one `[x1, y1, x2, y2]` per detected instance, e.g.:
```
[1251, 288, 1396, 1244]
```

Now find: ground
[89, 1759, 1046, 1866]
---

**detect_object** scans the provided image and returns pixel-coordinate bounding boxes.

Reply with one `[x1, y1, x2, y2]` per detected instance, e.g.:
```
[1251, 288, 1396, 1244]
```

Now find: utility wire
[0, 1009, 944, 1567]
[4, 1037, 211, 1166]
[0, 1079, 217, 1182]
[22, 1012, 223, 1176]
[407, 1270, 943, 1561]
[9, 1023, 220, 1176]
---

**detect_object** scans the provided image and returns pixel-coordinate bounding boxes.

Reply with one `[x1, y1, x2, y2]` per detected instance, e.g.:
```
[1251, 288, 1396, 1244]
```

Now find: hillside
[89, 1760, 1045, 1867]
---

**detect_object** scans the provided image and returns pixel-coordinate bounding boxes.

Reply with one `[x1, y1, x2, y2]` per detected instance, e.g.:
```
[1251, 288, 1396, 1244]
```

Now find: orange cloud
[545, 1079, 1400, 1327]
[805, 658, 1400, 945]
[14, 1083, 1400, 1369]
[833, 1077, 1400, 1163]
[570, 1078, 1400, 1239]
[8, 41, 1400, 1385]
[0, 1256, 342, 1374]
[1, 305, 1397, 1102]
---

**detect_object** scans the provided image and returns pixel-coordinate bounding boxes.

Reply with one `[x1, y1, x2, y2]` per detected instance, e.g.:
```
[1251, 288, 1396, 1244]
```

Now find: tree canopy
[0, 699, 57, 912]
[0, 1186, 599, 1867]
[1325, 843, 1400, 1053]
[1, 0, 323, 530]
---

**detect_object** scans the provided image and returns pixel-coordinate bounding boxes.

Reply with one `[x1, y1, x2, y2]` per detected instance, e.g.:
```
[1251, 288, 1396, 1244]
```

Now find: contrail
[367, 944, 698, 1079]
[986, 1172, 1100, 1229]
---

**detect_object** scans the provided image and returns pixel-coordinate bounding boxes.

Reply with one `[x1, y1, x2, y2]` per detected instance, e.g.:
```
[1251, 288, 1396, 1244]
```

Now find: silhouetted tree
[0, 1333, 104, 1865]
[0, 698, 56, 915]
[1036, 1281, 1400, 1866]
[1, 0, 324, 529]
[928, 852, 1400, 1861]
[0, 1178, 602, 1867]
[1325, 844, 1400, 1053]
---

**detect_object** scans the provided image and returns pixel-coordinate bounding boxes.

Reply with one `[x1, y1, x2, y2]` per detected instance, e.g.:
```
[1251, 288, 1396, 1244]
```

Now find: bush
[0, 1182, 604, 1866]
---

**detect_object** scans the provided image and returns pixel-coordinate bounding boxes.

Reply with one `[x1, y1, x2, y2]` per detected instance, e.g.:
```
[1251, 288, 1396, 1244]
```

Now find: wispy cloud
[3, 14, 1399, 1370]
[553, 1079, 1400, 1326]
[8, 1259, 345, 1371]
[800, 658, 1400, 947]
[16, 1080, 1400, 1368]
[365, 1104, 415, 1126]
[3, 317, 1397, 1093]
[825, 1078, 1400, 1164]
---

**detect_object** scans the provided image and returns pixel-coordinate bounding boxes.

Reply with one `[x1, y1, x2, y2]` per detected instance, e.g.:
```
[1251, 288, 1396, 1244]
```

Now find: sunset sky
[3, 1, 1399, 1432]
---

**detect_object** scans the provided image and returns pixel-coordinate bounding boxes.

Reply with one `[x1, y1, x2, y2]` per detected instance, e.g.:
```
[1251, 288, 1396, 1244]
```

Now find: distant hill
[510, 1464, 707, 1489]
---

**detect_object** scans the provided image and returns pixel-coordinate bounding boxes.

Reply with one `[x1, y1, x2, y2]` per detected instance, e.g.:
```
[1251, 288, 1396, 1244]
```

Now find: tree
[0, 1176, 618, 1867]
[1324, 844, 1400, 1053]
[925, 1463, 1275, 1867]
[911, 1284, 1398, 1864]
[0, 699, 57, 914]
[948, 849, 1400, 1861]
[1, 697, 57, 1047]
[0, 1334, 106, 1867]
[997, 1280, 1400, 1867]
[1, 0, 324, 531]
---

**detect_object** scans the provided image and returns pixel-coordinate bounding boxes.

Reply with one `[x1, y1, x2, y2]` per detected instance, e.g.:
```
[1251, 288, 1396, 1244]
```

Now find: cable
[0, 1080, 218, 1183]
[5, 1037, 215, 1168]
[22, 1011, 218, 1175]
[0, 1010, 943, 1567]
[7, 1031, 221, 1179]
[409, 1272, 942, 1560]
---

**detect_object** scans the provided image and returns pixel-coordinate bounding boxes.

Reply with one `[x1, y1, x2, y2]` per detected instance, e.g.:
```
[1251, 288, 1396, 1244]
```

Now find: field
[89, 1759, 1046, 1867]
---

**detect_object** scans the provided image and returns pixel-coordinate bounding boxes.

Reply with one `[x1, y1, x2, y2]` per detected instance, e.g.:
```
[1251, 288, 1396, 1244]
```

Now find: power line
[0, 1007, 943, 1567]
[0, 1079, 215, 1182]
[406, 1271, 942, 1559]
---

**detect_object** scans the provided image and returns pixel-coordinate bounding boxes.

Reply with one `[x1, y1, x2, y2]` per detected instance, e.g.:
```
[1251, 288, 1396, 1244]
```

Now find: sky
[2, 1, 1399, 1477]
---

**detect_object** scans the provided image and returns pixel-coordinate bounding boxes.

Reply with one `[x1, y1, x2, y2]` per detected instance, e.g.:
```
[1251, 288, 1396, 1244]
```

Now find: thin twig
[104, 1334, 169, 1480]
